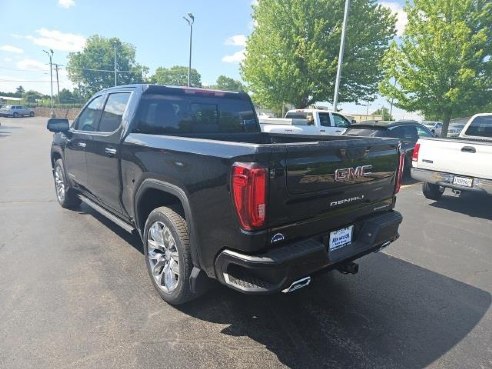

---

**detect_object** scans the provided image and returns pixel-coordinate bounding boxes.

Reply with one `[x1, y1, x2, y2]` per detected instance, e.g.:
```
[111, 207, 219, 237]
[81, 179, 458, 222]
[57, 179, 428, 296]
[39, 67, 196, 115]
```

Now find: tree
[380, 0, 492, 137]
[67, 35, 147, 98]
[371, 107, 393, 121]
[16, 85, 25, 97]
[241, 0, 396, 112]
[215, 75, 245, 92]
[57, 88, 75, 104]
[150, 66, 201, 87]
[23, 90, 43, 104]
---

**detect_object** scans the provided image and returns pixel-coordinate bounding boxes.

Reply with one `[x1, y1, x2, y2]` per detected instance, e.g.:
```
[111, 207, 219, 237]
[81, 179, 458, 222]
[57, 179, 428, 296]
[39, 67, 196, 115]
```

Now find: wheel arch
[134, 179, 201, 267]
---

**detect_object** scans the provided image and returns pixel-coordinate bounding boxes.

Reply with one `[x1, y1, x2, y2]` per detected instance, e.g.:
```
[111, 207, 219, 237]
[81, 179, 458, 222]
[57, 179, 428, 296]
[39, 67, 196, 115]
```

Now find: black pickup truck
[48, 84, 404, 305]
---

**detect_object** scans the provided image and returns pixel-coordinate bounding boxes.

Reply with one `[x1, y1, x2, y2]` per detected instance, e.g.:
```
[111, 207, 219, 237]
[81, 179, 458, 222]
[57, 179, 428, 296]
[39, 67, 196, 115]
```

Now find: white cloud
[3, 57, 13, 63]
[25, 28, 86, 52]
[58, 0, 75, 9]
[222, 50, 245, 64]
[0, 45, 24, 54]
[16, 59, 48, 72]
[379, 1, 408, 36]
[225, 34, 247, 47]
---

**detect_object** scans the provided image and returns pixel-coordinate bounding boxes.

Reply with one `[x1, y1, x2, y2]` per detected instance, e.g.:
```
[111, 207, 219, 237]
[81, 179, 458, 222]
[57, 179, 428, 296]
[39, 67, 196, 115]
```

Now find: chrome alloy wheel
[54, 165, 66, 202]
[147, 221, 180, 293]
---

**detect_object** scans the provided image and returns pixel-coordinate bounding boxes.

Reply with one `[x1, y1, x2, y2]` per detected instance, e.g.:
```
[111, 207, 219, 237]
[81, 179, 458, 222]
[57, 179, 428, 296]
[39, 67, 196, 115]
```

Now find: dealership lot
[1, 117, 491, 369]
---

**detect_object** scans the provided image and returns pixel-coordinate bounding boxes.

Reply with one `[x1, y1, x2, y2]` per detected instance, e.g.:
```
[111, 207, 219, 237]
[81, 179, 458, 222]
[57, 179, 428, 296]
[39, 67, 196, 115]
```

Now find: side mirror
[47, 118, 69, 132]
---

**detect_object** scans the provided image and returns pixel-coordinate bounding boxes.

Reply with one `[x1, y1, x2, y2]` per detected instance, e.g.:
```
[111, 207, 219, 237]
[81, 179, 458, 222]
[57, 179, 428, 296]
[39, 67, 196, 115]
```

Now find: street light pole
[183, 13, 194, 87]
[43, 49, 54, 117]
[332, 0, 350, 112]
[114, 44, 117, 86]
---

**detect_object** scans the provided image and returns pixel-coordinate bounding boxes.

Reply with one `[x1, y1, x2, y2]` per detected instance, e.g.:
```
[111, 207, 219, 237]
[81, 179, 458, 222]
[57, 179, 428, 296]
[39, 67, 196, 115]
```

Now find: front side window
[332, 113, 351, 128]
[97, 93, 130, 132]
[415, 125, 433, 137]
[74, 95, 105, 132]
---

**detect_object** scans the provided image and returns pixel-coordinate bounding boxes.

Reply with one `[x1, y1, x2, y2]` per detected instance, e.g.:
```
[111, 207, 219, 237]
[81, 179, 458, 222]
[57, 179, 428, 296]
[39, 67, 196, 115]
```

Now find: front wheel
[13, 112, 19, 118]
[422, 182, 444, 200]
[53, 159, 81, 209]
[29, 111, 34, 117]
[144, 206, 195, 305]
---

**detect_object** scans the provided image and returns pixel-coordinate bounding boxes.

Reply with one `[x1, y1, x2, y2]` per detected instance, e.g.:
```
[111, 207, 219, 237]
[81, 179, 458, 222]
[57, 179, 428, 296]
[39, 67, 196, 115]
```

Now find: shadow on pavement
[429, 191, 492, 220]
[178, 254, 490, 369]
[0, 124, 22, 138]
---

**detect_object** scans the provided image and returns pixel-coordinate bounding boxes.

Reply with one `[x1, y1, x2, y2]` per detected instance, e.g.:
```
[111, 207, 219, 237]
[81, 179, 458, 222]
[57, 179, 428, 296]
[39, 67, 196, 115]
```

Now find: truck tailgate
[416, 138, 492, 180]
[267, 137, 400, 230]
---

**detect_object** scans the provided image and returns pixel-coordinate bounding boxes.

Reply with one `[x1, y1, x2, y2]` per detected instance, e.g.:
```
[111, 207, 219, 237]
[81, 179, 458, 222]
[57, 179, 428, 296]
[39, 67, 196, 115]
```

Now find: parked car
[47, 84, 404, 305]
[343, 120, 434, 175]
[259, 109, 351, 135]
[0, 105, 35, 118]
[422, 121, 443, 136]
[447, 123, 466, 137]
[412, 113, 492, 200]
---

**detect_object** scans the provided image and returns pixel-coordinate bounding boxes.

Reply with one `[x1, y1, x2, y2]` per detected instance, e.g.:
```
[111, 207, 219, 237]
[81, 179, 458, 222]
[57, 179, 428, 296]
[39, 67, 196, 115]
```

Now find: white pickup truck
[411, 113, 492, 200]
[259, 109, 352, 135]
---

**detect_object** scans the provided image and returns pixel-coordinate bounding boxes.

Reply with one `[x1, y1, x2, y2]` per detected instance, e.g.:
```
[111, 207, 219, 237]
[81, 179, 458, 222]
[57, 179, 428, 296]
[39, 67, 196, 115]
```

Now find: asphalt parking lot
[1, 117, 491, 369]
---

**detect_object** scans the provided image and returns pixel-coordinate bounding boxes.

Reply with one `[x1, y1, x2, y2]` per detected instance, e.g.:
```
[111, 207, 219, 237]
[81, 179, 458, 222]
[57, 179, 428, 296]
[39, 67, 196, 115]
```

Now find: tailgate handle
[461, 146, 476, 153]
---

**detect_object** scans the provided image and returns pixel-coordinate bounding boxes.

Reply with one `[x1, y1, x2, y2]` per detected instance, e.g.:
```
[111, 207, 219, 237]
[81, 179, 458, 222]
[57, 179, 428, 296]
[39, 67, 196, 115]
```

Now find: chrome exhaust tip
[282, 276, 311, 293]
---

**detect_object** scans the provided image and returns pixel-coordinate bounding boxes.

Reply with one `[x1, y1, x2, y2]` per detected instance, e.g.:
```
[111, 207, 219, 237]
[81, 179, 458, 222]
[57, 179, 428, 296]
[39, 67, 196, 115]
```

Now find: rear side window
[318, 112, 331, 127]
[465, 116, 492, 138]
[97, 92, 130, 132]
[134, 93, 259, 134]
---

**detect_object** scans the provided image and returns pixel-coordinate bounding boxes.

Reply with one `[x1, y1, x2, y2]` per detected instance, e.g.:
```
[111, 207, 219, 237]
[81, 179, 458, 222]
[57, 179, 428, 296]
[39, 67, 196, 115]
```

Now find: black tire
[29, 111, 34, 117]
[143, 206, 195, 305]
[53, 159, 81, 209]
[13, 112, 19, 118]
[422, 182, 444, 200]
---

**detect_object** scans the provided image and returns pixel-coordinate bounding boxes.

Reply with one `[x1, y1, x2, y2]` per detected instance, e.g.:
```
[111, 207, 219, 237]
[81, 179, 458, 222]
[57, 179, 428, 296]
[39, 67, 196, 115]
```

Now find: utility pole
[53, 64, 62, 103]
[332, 0, 350, 112]
[183, 13, 195, 87]
[43, 49, 55, 117]
[114, 44, 117, 86]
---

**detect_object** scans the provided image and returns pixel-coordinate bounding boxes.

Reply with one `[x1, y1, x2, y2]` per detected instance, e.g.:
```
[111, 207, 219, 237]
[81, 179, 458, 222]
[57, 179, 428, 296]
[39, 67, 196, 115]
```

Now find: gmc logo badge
[334, 165, 372, 182]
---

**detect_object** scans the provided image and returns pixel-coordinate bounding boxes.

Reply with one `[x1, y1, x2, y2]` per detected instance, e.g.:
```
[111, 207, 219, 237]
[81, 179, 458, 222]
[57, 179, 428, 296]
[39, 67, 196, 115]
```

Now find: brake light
[395, 151, 405, 194]
[412, 143, 420, 162]
[231, 163, 267, 230]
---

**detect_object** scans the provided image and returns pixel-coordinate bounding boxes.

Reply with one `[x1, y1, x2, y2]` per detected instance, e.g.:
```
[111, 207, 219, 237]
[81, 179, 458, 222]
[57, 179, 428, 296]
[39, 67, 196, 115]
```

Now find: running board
[79, 195, 135, 233]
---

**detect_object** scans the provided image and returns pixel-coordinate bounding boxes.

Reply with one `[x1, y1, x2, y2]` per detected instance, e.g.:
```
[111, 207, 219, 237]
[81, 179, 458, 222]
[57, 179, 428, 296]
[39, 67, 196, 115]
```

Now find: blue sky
[0, 0, 416, 119]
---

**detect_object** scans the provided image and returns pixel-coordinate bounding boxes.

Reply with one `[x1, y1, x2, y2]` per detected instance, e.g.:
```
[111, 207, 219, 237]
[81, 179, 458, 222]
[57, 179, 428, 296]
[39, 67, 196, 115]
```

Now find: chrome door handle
[461, 146, 476, 153]
[104, 147, 117, 157]
[77, 142, 86, 148]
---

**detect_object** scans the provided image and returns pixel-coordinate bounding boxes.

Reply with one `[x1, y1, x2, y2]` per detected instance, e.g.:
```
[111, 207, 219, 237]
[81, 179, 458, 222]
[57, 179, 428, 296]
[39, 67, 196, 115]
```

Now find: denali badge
[334, 165, 372, 182]
[330, 195, 365, 207]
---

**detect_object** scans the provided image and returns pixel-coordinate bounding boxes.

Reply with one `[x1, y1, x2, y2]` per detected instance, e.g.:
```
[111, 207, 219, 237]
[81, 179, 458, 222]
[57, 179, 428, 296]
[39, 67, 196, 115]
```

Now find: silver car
[0, 105, 35, 118]
[447, 123, 465, 137]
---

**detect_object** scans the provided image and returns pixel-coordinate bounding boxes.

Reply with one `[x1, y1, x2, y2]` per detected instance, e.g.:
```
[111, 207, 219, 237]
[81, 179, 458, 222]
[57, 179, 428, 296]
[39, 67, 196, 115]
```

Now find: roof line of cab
[99, 84, 247, 99]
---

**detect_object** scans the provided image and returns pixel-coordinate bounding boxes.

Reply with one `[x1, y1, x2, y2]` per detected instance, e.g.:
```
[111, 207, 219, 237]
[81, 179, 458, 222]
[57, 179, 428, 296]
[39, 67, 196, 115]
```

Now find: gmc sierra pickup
[48, 84, 404, 305]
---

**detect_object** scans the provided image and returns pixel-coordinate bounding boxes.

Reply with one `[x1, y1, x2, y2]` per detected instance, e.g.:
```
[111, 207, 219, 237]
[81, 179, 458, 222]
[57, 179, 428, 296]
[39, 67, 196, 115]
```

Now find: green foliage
[241, 0, 396, 111]
[67, 35, 147, 98]
[371, 106, 393, 121]
[23, 90, 44, 103]
[150, 66, 201, 87]
[215, 75, 245, 92]
[380, 0, 492, 136]
[16, 85, 25, 96]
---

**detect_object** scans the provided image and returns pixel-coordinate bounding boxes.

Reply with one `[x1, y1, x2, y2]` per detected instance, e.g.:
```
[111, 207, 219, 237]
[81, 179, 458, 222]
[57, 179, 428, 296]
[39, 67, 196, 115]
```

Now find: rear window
[134, 93, 259, 134]
[285, 112, 308, 119]
[344, 127, 385, 137]
[464, 116, 492, 138]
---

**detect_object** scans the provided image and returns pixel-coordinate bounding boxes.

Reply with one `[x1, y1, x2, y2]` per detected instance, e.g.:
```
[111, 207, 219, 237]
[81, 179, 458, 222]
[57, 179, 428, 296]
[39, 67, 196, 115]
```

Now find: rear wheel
[422, 182, 444, 200]
[144, 206, 195, 305]
[53, 159, 81, 209]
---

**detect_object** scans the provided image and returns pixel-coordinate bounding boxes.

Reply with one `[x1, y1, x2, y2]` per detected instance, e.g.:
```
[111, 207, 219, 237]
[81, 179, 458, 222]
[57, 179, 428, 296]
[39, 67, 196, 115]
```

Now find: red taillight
[412, 143, 420, 162]
[395, 151, 405, 194]
[231, 163, 267, 230]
